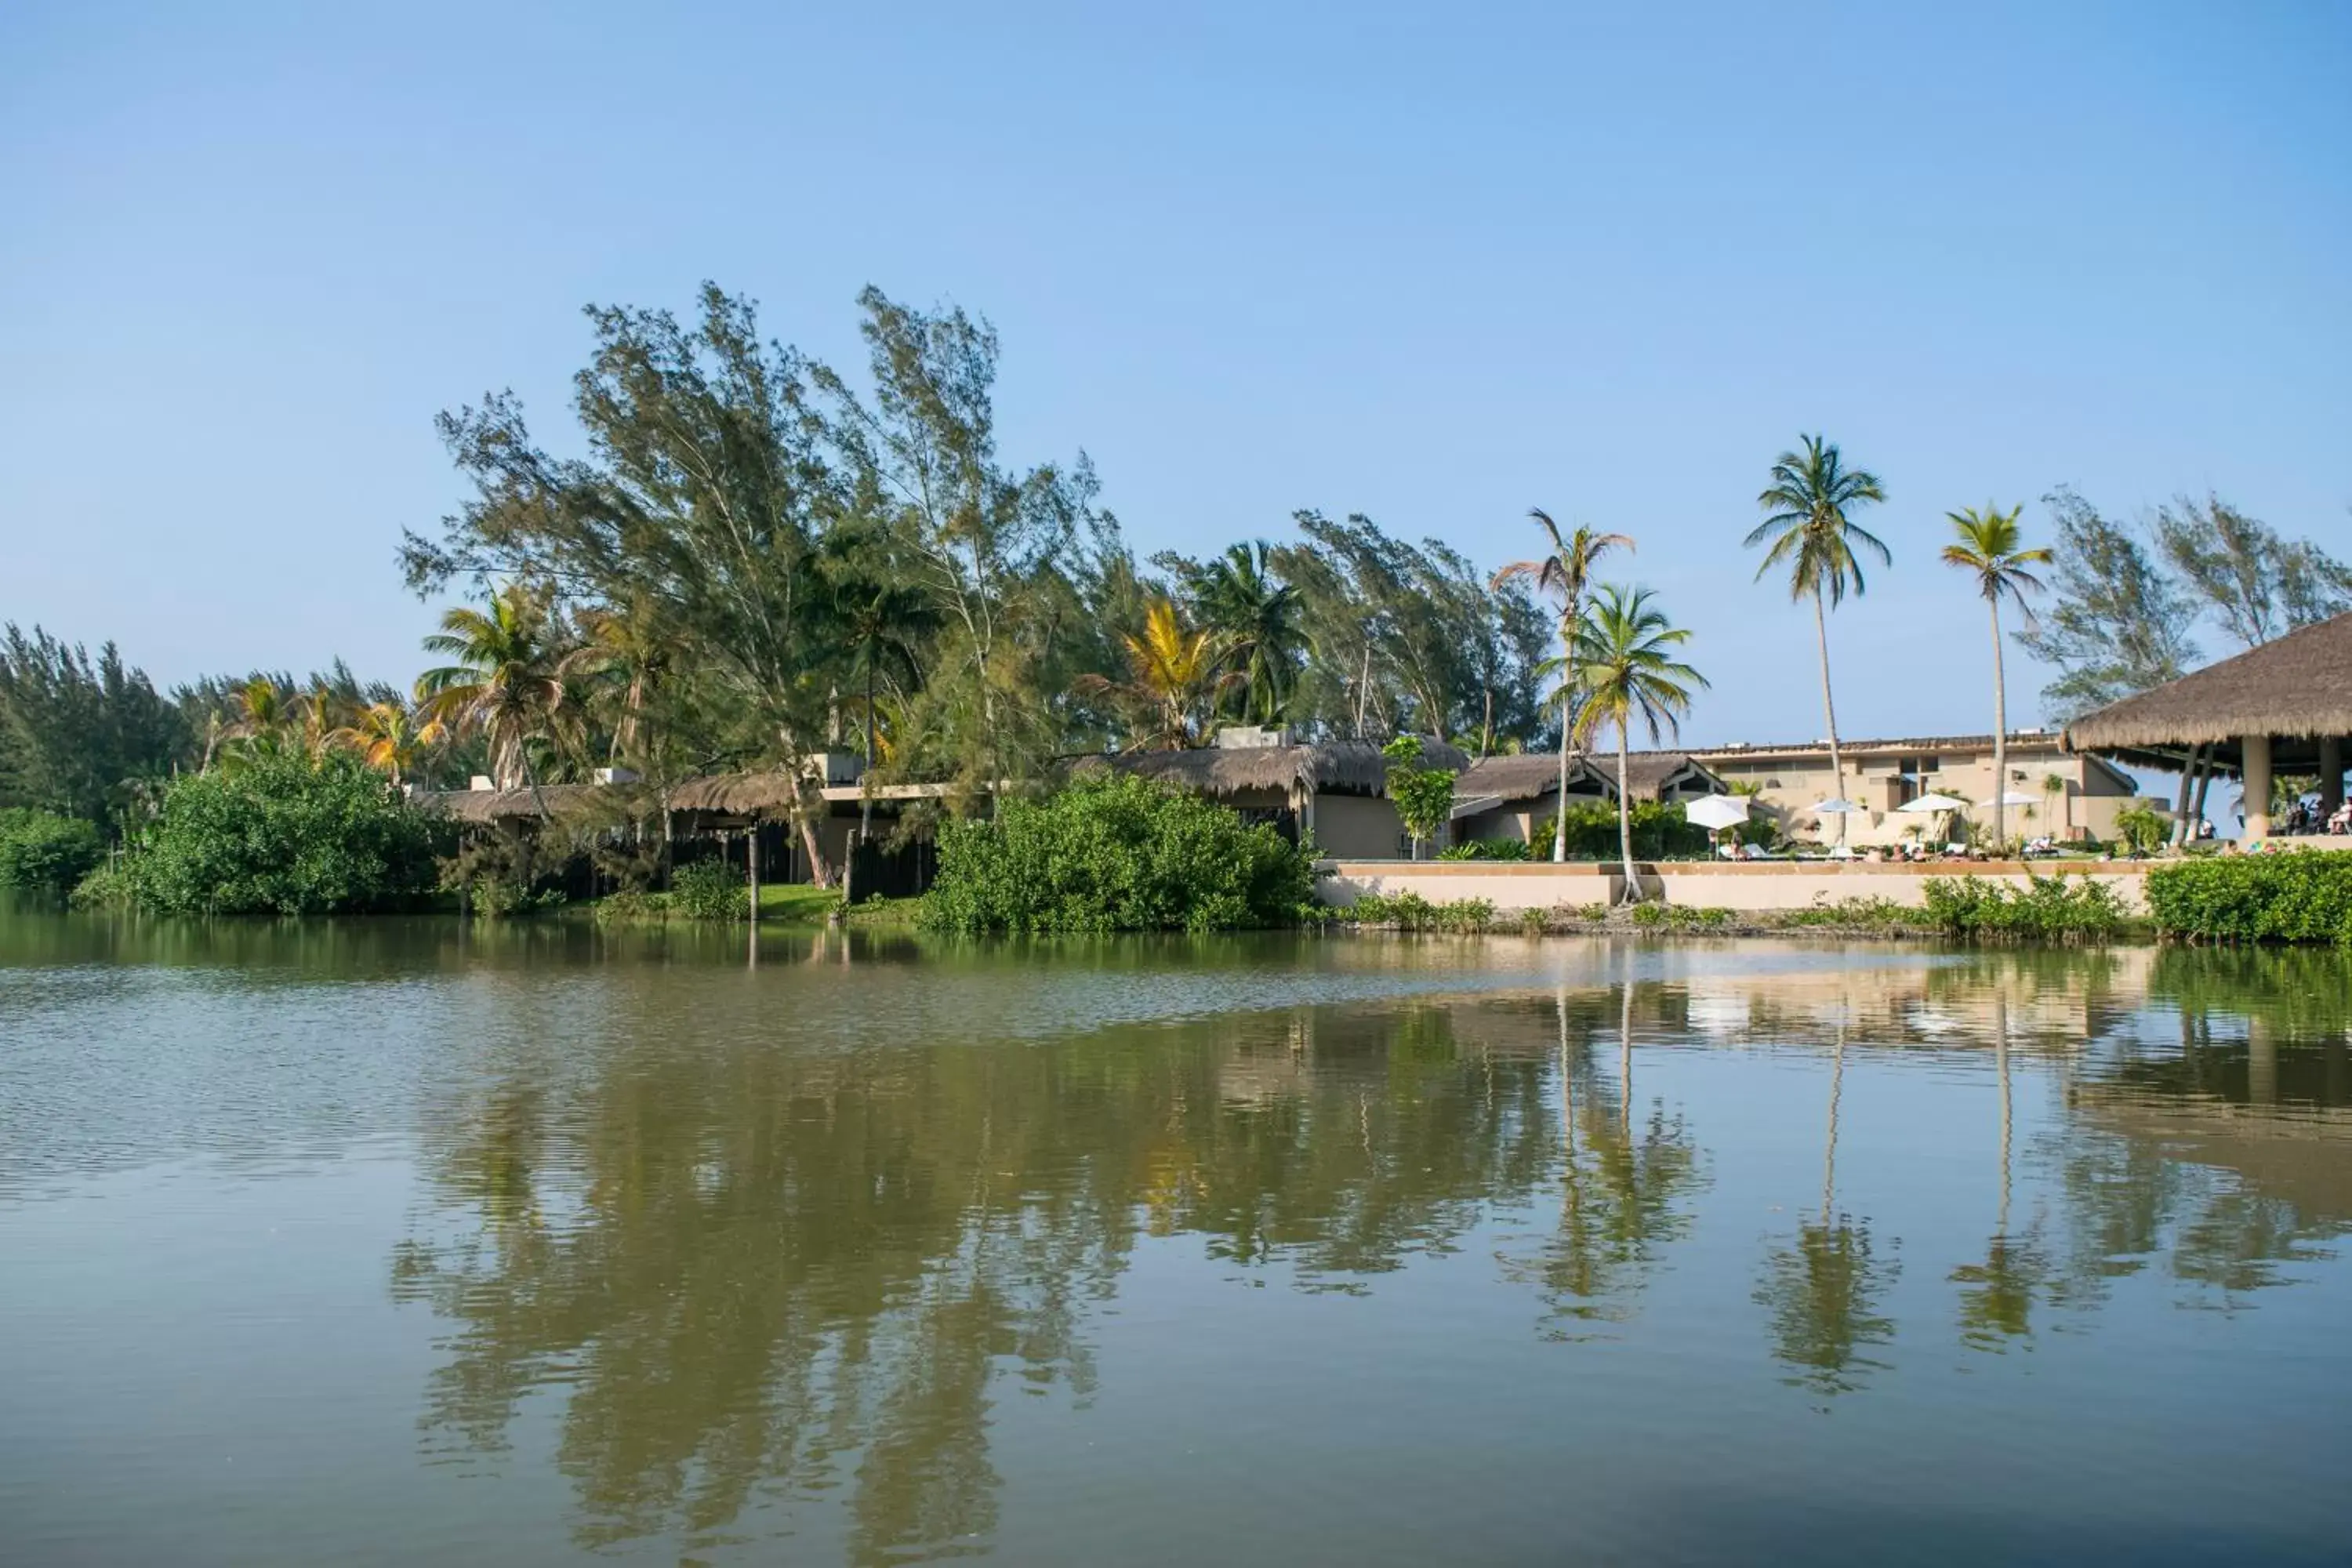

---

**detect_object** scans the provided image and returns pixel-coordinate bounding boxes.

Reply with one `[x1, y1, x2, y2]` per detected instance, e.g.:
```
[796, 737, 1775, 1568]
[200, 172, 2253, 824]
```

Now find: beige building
[1693, 731, 2163, 847]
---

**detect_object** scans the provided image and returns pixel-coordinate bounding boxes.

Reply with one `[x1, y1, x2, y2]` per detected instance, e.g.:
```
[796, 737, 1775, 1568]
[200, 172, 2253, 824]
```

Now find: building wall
[1312, 793, 1410, 859]
[1697, 737, 2169, 846]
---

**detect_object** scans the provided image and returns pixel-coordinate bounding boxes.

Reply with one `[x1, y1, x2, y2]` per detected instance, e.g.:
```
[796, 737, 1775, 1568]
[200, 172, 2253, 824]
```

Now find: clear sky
[4, 0, 2347, 748]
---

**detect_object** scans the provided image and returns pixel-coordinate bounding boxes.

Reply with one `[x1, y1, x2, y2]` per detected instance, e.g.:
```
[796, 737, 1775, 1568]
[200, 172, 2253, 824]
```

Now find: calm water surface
[3, 909, 2350, 1566]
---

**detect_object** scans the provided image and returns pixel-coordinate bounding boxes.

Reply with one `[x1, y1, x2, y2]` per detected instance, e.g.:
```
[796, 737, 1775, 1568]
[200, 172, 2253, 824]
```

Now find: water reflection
[6, 913, 2352, 1563]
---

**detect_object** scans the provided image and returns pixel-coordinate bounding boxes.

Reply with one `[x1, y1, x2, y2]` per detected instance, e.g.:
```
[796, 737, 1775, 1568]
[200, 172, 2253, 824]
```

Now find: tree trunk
[2172, 744, 2202, 845]
[2190, 752, 2215, 832]
[861, 663, 877, 842]
[1617, 727, 1639, 903]
[747, 824, 760, 919]
[796, 805, 833, 890]
[1812, 586, 1848, 848]
[1552, 666, 1575, 863]
[1989, 598, 2008, 853]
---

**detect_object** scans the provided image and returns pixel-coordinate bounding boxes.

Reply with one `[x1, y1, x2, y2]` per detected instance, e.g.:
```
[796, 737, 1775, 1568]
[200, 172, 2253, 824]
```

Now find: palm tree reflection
[1754, 1015, 1899, 1398]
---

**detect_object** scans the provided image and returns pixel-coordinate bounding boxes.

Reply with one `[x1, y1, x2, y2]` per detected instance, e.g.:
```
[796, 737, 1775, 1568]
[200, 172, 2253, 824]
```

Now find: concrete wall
[1319, 858, 2148, 913]
[1313, 794, 1410, 860]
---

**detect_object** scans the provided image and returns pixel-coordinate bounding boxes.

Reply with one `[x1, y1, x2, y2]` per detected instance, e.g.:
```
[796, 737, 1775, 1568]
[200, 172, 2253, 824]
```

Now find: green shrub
[116, 752, 442, 916]
[0, 808, 106, 893]
[593, 888, 674, 924]
[2112, 806, 2172, 855]
[670, 857, 751, 921]
[1381, 738, 1456, 857]
[1348, 890, 1494, 932]
[67, 859, 135, 909]
[1518, 906, 1549, 936]
[922, 774, 1319, 934]
[2144, 850, 2352, 946]
[1530, 800, 1713, 861]
[1628, 902, 1736, 931]
[1777, 894, 1918, 931]
[1921, 872, 2128, 943]
[1439, 837, 1532, 862]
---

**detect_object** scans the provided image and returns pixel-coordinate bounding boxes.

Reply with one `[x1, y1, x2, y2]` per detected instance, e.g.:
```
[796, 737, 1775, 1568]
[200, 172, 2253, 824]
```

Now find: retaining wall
[1318, 858, 2149, 912]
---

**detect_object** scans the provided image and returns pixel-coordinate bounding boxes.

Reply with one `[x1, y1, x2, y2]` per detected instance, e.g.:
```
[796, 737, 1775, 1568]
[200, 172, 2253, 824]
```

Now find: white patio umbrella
[1995, 790, 2040, 808]
[1896, 792, 1971, 814]
[1684, 795, 1751, 831]
[1808, 799, 1861, 815]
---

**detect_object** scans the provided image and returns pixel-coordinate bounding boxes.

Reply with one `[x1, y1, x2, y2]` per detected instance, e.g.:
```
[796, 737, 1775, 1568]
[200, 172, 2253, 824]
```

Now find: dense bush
[437, 829, 568, 916]
[2144, 851, 2352, 946]
[112, 751, 443, 915]
[1530, 800, 1714, 861]
[1345, 890, 1495, 932]
[1440, 837, 1532, 861]
[1921, 873, 2129, 943]
[0, 808, 105, 893]
[1626, 902, 1737, 932]
[923, 773, 1318, 934]
[2112, 806, 2172, 855]
[669, 857, 751, 921]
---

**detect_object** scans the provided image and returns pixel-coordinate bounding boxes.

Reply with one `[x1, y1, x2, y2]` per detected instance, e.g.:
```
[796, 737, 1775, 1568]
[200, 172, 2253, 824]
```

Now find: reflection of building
[1694, 731, 2157, 846]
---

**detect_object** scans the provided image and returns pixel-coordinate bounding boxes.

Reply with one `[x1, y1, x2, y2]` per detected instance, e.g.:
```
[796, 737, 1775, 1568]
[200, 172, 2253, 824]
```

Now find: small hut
[1074, 731, 1471, 858]
[2063, 611, 2352, 837]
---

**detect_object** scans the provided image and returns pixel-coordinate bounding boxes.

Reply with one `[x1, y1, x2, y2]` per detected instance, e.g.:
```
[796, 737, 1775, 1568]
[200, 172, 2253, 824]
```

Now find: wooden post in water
[747, 819, 760, 920]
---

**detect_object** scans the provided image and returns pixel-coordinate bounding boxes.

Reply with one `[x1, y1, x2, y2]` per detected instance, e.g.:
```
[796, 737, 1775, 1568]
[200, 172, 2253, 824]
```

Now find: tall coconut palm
[1570, 586, 1708, 901]
[1077, 597, 1239, 750]
[1191, 542, 1306, 727]
[1493, 510, 1633, 862]
[217, 676, 289, 765]
[1940, 504, 2051, 852]
[1747, 436, 1889, 846]
[416, 584, 575, 810]
[332, 700, 443, 789]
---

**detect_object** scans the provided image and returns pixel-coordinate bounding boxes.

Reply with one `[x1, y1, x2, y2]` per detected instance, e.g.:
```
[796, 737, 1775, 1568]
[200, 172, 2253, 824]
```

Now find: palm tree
[1190, 543, 1306, 728]
[1748, 436, 1889, 847]
[561, 600, 673, 769]
[1570, 586, 1708, 901]
[332, 700, 442, 788]
[217, 676, 289, 765]
[1078, 597, 1239, 749]
[416, 584, 575, 809]
[1494, 510, 1633, 862]
[294, 681, 349, 761]
[828, 574, 940, 836]
[1940, 504, 2052, 852]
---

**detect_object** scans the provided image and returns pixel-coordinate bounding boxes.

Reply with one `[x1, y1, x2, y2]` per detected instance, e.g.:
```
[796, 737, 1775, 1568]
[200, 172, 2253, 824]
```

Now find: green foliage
[593, 888, 674, 924]
[67, 858, 135, 909]
[1517, 906, 1549, 935]
[921, 774, 1318, 934]
[0, 624, 188, 826]
[1920, 873, 2129, 943]
[1345, 891, 1495, 933]
[1627, 902, 1736, 932]
[0, 808, 105, 893]
[1440, 837, 1531, 861]
[1776, 895, 1919, 931]
[2144, 851, 2352, 946]
[2112, 806, 2171, 855]
[119, 751, 443, 916]
[670, 857, 751, 921]
[1531, 800, 1712, 860]
[1380, 737, 1456, 851]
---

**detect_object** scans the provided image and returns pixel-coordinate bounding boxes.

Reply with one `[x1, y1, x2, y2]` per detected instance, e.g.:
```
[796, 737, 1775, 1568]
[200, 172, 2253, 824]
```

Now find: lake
[2, 909, 2349, 1566]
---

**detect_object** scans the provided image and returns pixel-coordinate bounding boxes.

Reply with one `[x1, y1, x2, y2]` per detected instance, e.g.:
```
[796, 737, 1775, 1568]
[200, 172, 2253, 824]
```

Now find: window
[1894, 756, 1940, 804]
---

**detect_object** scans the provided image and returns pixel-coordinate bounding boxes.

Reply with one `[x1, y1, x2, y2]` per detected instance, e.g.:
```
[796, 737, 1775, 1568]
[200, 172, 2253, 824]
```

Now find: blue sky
[3, 0, 2347, 747]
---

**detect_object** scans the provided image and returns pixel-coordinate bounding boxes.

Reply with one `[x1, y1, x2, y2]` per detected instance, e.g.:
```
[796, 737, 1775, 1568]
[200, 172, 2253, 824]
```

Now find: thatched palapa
[1455, 750, 1724, 805]
[2063, 612, 2352, 771]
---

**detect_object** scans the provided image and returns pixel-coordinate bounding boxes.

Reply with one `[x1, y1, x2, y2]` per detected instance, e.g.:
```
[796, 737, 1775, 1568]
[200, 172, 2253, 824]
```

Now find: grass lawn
[757, 884, 842, 923]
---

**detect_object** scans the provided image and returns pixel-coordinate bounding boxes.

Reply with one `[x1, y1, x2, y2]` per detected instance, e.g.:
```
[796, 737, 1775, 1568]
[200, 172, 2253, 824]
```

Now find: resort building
[1450, 751, 1727, 848]
[1691, 731, 2159, 846]
[2064, 609, 2352, 840]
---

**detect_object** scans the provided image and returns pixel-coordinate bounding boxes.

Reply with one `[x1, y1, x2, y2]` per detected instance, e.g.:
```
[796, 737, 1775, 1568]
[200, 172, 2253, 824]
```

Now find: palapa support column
[2241, 734, 2273, 840]
[2321, 737, 2345, 822]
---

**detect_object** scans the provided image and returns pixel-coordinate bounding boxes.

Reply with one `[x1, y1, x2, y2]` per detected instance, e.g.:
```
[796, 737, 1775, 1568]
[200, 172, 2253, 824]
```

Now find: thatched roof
[1456, 750, 1722, 806]
[666, 771, 805, 813]
[2065, 612, 2352, 770]
[415, 783, 604, 824]
[1072, 739, 1471, 799]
